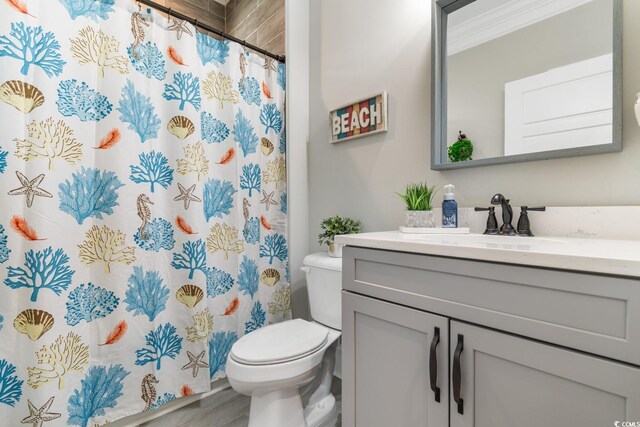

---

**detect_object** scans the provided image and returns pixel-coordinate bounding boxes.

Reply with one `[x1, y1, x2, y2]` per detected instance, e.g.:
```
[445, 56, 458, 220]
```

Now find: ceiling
[213, 0, 230, 5]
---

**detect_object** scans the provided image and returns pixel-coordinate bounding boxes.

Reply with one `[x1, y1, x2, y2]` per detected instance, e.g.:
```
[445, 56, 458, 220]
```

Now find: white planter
[405, 210, 436, 228]
[328, 242, 343, 258]
[635, 93, 640, 127]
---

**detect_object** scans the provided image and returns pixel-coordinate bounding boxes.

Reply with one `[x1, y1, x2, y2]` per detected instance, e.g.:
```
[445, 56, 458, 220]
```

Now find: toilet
[226, 253, 342, 427]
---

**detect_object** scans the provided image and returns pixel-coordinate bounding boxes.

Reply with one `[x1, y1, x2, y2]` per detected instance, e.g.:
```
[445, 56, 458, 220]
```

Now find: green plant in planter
[448, 131, 473, 162]
[396, 183, 438, 211]
[318, 216, 361, 247]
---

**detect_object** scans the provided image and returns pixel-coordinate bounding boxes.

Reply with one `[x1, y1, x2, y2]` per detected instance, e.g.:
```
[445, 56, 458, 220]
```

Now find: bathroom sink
[407, 233, 566, 248]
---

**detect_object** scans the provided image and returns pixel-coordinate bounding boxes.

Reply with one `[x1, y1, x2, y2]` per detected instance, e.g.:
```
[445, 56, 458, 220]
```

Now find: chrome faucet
[490, 194, 517, 235]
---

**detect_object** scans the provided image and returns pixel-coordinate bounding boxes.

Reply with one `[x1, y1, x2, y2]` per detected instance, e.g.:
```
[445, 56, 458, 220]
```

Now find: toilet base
[248, 387, 307, 427]
[230, 328, 342, 427]
[304, 339, 339, 426]
[305, 393, 338, 427]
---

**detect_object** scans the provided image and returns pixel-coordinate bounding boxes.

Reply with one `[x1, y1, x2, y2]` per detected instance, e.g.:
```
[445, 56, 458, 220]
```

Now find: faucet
[516, 206, 546, 236]
[490, 194, 517, 235]
[474, 206, 499, 235]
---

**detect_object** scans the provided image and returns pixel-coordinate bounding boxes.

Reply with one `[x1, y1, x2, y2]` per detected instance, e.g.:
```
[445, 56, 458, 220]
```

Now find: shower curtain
[0, 0, 288, 425]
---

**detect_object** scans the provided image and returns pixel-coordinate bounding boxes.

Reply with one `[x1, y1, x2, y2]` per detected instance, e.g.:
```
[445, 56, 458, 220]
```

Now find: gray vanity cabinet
[341, 246, 640, 427]
[450, 321, 640, 427]
[342, 292, 449, 427]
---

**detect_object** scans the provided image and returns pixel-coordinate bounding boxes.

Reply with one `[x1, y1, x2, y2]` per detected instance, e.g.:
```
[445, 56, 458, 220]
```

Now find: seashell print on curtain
[0, 0, 289, 425]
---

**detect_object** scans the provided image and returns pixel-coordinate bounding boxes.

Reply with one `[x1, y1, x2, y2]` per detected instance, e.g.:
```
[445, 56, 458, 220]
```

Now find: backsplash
[438, 206, 640, 240]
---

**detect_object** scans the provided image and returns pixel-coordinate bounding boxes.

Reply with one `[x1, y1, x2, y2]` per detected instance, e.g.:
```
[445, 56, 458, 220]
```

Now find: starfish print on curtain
[20, 397, 62, 427]
[181, 350, 209, 377]
[7, 172, 53, 207]
[259, 189, 278, 211]
[174, 183, 201, 209]
[167, 18, 193, 40]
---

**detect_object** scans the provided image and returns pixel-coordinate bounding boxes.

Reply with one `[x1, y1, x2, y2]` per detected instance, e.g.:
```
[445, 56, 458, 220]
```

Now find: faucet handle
[522, 206, 546, 212]
[517, 206, 546, 236]
[475, 206, 499, 235]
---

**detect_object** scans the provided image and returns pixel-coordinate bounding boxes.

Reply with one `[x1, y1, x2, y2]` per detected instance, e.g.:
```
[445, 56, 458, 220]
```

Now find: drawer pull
[429, 327, 441, 402]
[453, 334, 464, 415]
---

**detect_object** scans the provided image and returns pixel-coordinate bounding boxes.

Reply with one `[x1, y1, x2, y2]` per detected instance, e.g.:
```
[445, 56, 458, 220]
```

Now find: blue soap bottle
[442, 184, 458, 228]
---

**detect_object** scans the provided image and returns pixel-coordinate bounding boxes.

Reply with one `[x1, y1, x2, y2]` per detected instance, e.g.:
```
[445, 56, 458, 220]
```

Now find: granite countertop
[335, 231, 640, 277]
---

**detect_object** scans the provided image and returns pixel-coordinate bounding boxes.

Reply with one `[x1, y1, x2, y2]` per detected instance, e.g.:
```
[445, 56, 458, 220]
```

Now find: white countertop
[335, 231, 640, 277]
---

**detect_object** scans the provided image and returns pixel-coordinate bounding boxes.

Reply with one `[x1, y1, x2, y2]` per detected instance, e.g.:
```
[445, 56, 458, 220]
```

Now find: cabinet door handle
[453, 334, 464, 415]
[429, 327, 441, 402]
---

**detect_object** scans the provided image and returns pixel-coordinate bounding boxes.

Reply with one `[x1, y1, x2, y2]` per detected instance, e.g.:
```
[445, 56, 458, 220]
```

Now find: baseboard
[109, 378, 231, 427]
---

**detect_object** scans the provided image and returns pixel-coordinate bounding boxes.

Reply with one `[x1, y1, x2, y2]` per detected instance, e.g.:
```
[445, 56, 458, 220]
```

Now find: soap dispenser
[442, 184, 458, 228]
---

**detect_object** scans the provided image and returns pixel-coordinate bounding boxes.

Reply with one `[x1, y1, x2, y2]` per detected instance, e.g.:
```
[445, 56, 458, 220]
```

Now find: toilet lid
[230, 319, 329, 365]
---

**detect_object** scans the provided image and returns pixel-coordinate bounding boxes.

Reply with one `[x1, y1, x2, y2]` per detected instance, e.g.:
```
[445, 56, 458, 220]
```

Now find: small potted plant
[397, 183, 438, 228]
[318, 215, 361, 258]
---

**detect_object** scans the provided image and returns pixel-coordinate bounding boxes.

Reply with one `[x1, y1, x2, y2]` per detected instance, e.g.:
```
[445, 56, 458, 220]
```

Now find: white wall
[308, 0, 640, 253]
[309, 0, 431, 244]
[286, 0, 310, 319]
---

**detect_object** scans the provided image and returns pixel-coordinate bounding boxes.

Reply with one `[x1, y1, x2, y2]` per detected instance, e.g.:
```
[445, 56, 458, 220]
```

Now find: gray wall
[447, 0, 612, 159]
[308, 0, 640, 252]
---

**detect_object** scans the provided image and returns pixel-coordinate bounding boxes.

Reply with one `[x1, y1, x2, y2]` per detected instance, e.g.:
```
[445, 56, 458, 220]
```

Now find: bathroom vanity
[336, 232, 640, 427]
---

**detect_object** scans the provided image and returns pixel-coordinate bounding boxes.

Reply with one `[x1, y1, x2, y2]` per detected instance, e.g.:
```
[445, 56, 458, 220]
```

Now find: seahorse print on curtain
[0, 1, 288, 425]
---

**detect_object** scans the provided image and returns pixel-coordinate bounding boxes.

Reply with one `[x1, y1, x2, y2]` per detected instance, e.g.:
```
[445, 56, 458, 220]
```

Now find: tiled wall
[149, 0, 285, 57]
[152, 0, 226, 32]
[226, 0, 285, 56]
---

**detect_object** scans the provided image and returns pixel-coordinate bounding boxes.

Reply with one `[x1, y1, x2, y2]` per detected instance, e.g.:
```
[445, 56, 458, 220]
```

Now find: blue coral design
[65, 283, 119, 326]
[0, 22, 65, 77]
[57, 80, 112, 121]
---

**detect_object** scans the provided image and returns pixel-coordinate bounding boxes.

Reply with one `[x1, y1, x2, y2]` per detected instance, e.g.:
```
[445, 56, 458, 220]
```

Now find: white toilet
[226, 253, 342, 427]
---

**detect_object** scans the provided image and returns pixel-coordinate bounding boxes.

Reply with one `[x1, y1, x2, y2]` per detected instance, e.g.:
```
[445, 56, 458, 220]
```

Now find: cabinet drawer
[343, 246, 640, 365]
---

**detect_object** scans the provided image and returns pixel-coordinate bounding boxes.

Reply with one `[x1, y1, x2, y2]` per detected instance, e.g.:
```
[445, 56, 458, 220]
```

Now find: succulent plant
[318, 216, 361, 247]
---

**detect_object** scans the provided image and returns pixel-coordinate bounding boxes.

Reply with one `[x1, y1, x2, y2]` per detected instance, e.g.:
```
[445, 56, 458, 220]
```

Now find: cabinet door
[450, 321, 640, 427]
[342, 292, 448, 427]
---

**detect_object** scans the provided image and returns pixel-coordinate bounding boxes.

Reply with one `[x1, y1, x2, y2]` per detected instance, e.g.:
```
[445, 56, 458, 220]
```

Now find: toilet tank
[302, 253, 342, 330]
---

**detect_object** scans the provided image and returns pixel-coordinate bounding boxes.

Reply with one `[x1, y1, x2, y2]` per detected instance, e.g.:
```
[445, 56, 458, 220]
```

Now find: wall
[308, 0, 640, 251]
[286, 0, 310, 319]
[153, 0, 225, 32]
[149, 1, 285, 58]
[447, 0, 612, 158]
[226, 0, 286, 56]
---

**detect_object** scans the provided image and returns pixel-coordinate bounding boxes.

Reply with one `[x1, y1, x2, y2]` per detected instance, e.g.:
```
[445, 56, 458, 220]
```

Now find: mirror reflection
[443, 0, 615, 164]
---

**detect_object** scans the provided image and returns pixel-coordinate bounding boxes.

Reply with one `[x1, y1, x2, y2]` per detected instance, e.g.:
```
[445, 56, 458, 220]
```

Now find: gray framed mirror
[431, 0, 622, 170]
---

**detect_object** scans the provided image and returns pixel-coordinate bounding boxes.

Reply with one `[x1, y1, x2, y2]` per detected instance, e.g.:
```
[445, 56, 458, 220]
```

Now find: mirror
[431, 0, 622, 170]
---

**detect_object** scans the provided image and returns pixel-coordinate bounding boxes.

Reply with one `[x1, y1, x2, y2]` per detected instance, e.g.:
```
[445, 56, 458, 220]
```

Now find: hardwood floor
[140, 378, 342, 427]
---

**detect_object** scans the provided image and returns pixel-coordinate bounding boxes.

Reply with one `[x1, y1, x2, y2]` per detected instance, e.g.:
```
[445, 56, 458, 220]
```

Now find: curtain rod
[136, 0, 285, 63]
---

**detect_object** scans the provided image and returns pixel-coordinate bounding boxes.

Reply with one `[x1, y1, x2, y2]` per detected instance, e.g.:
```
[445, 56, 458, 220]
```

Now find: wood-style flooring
[141, 378, 342, 427]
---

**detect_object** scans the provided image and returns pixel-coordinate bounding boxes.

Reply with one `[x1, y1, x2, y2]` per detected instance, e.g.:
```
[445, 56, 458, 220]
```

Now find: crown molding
[447, 0, 593, 55]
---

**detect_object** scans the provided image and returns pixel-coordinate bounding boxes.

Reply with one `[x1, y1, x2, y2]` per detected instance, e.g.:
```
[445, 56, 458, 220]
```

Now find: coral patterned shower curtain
[0, 0, 289, 425]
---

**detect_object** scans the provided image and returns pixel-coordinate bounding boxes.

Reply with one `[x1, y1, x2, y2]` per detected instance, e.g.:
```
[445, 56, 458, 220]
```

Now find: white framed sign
[329, 92, 388, 143]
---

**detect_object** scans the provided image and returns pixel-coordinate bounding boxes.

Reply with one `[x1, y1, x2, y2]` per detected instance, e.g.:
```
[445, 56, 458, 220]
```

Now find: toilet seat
[226, 326, 341, 386]
[230, 319, 329, 365]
